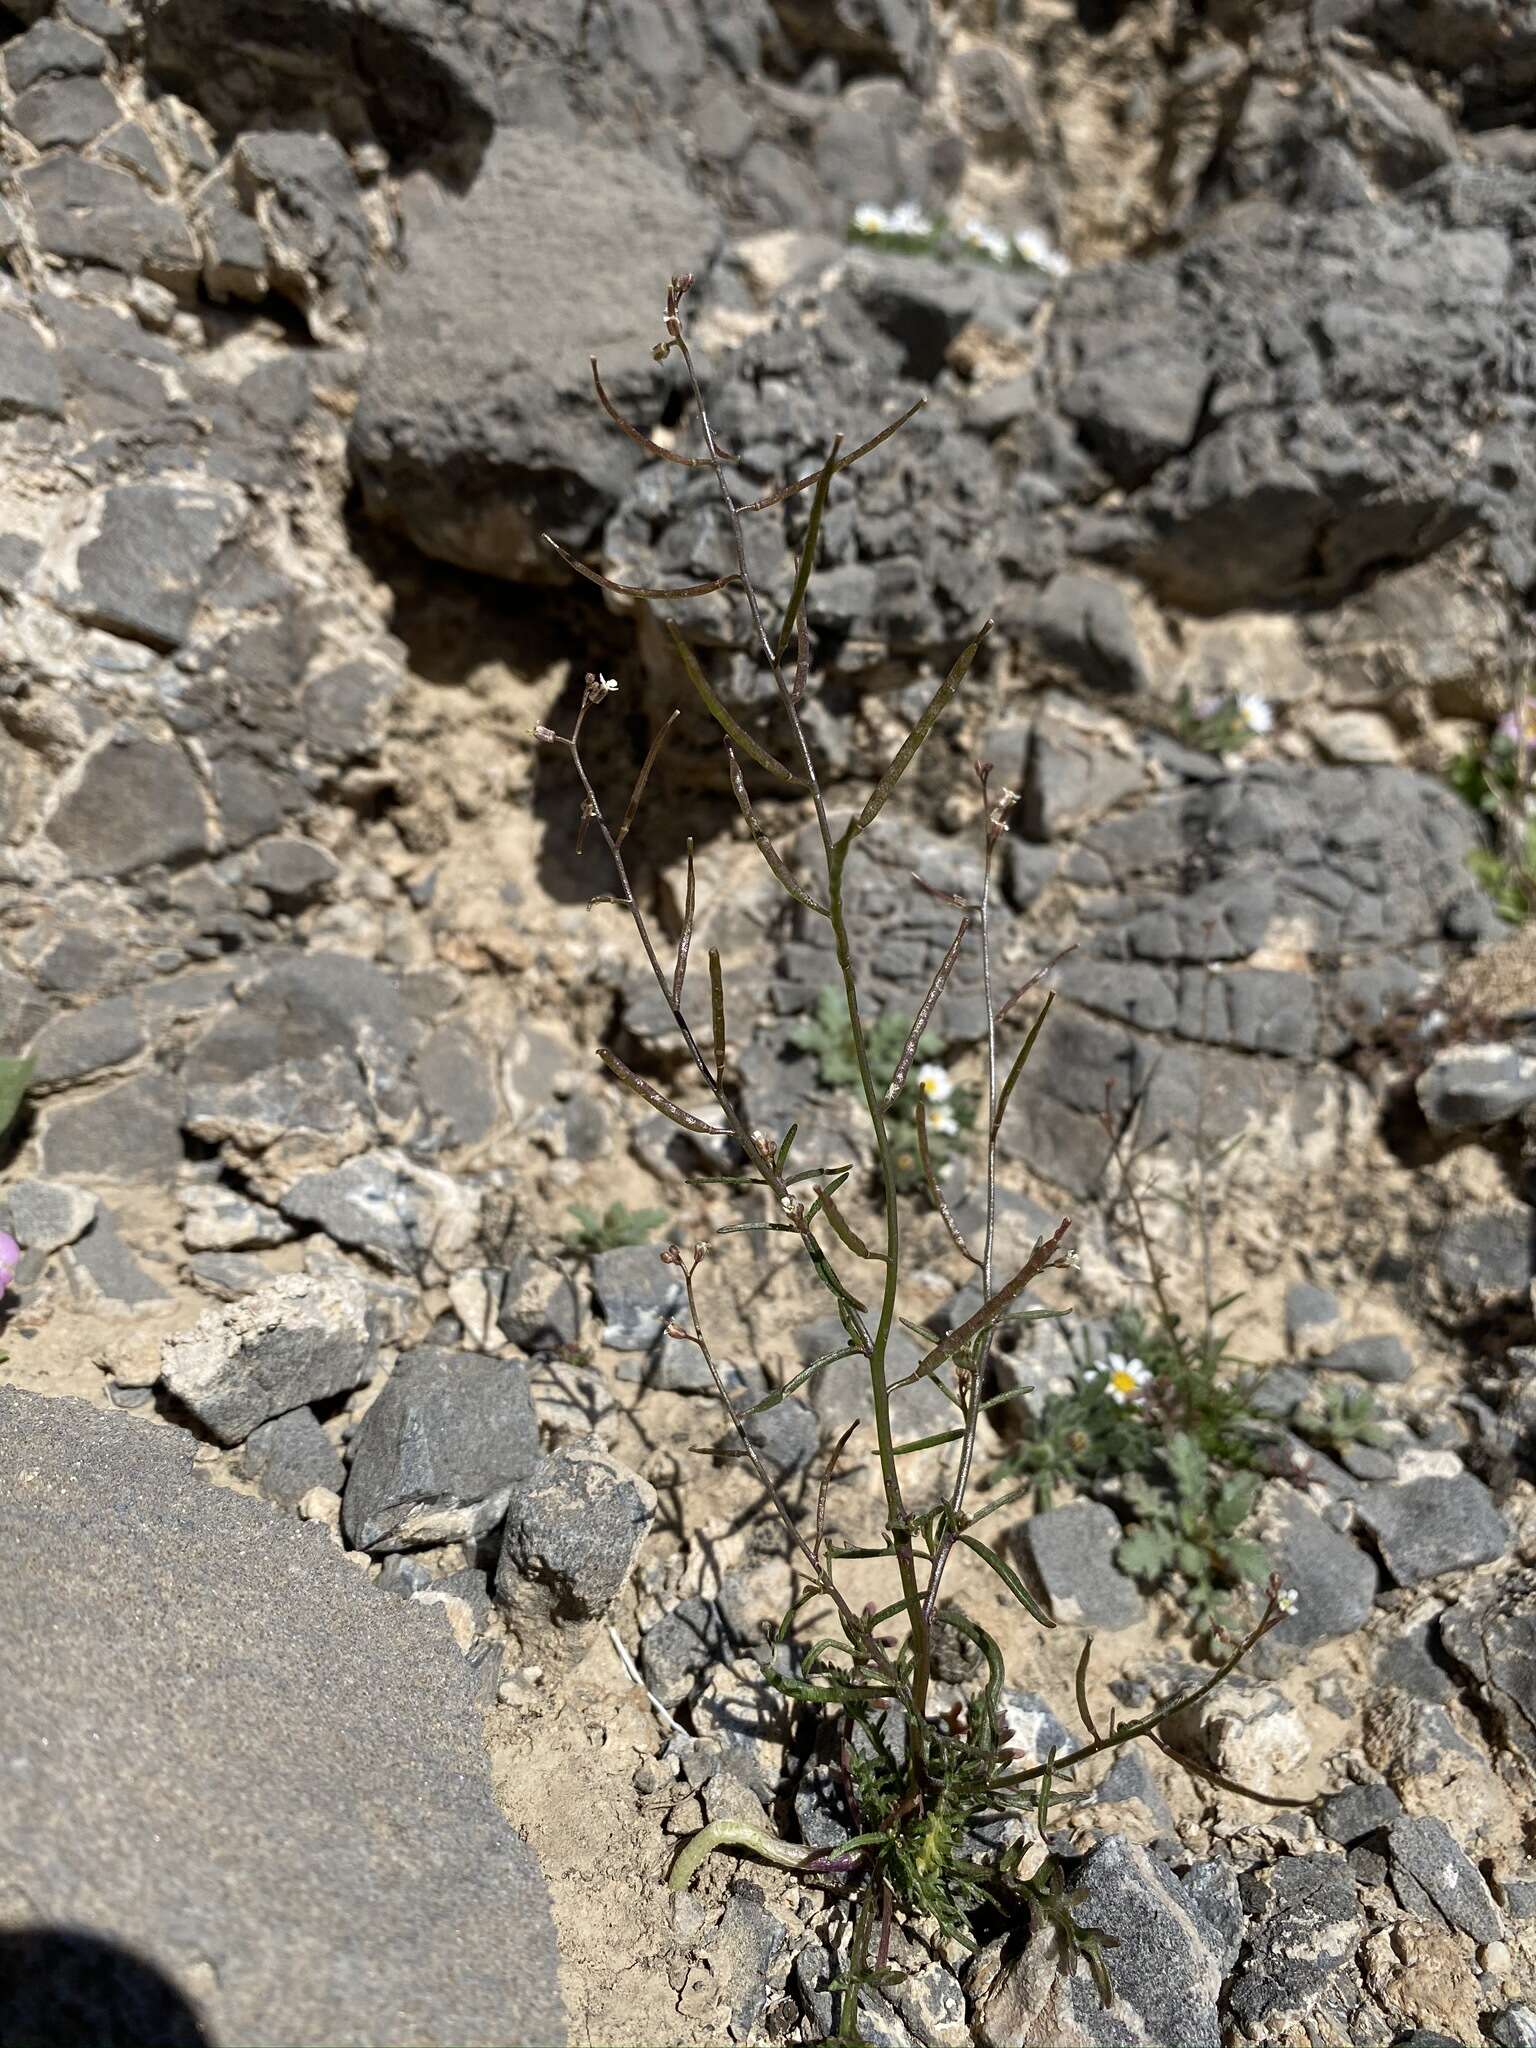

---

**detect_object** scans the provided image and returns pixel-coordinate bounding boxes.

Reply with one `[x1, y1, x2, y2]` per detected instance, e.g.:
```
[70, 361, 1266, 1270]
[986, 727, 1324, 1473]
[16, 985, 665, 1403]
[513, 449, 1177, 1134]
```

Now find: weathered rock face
[4, 7, 1536, 2042]
[350, 131, 723, 581]
[0, 1385, 565, 2047]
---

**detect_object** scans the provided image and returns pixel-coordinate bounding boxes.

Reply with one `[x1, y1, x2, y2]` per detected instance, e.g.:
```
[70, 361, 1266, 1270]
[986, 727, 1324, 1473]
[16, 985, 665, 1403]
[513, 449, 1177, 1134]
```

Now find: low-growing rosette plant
[539, 276, 1301, 2043]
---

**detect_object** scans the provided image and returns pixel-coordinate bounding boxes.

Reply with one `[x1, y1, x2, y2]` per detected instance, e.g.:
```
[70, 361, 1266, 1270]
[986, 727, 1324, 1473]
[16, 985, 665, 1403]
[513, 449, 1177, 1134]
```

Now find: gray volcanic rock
[342, 1345, 541, 1553]
[159, 1271, 377, 1444]
[350, 130, 721, 580]
[0, 1385, 564, 2047]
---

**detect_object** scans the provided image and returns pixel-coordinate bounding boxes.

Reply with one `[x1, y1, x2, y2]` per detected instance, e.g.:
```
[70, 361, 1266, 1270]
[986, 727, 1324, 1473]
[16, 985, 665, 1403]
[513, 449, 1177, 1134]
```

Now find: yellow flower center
[1110, 1369, 1139, 1398]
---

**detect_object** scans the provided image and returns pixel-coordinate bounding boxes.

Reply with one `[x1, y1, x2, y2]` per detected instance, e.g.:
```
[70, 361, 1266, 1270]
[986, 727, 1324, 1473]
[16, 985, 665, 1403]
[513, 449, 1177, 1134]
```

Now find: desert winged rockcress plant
[539, 276, 1298, 2040]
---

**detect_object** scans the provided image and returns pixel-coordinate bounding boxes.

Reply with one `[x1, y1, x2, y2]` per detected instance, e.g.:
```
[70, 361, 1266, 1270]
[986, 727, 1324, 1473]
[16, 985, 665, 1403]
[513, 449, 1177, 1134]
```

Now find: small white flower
[1095, 1352, 1152, 1406]
[852, 202, 888, 237]
[1012, 226, 1071, 279]
[596, 673, 619, 694]
[915, 1063, 953, 1105]
[1275, 1586, 1300, 1616]
[960, 217, 1011, 264]
[1239, 692, 1273, 736]
[887, 198, 934, 238]
[779, 1195, 795, 1215]
[930, 1108, 958, 1137]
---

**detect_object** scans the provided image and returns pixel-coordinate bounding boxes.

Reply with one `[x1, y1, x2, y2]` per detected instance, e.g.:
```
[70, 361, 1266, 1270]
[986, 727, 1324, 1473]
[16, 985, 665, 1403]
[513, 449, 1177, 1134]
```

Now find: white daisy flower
[1095, 1352, 1152, 1406]
[961, 218, 1011, 264]
[887, 198, 934, 238]
[852, 202, 889, 237]
[1239, 692, 1273, 735]
[1012, 226, 1071, 279]
[915, 1063, 953, 1105]
[930, 1108, 958, 1137]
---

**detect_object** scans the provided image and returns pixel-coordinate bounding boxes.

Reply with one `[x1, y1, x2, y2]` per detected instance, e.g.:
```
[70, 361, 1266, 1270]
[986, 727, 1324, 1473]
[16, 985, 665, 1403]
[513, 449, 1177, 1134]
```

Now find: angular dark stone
[350, 130, 720, 581]
[238, 1404, 345, 1507]
[640, 1595, 730, 1709]
[1357, 1468, 1510, 1586]
[159, 1272, 377, 1445]
[1230, 1854, 1361, 2026]
[591, 1242, 684, 1353]
[1255, 1487, 1378, 1647]
[1384, 1814, 1503, 1942]
[1417, 1042, 1536, 1129]
[1017, 1500, 1143, 1631]
[1313, 1334, 1414, 1384]
[66, 1208, 169, 1310]
[1435, 1206, 1536, 1313]
[1318, 1781, 1402, 1846]
[47, 730, 210, 878]
[495, 1435, 657, 1636]
[0, 312, 65, 422]
[4, 18, 106, 92]
[342, 1346, 540, 1553]
[22, 156, 198, 284]
[10, 74, 119, 148]
[1030, 572, 1148, 694]
[41, 1071, 185, 1184]
[66, 483, 244, 651]
[26, 996, 144, 1092]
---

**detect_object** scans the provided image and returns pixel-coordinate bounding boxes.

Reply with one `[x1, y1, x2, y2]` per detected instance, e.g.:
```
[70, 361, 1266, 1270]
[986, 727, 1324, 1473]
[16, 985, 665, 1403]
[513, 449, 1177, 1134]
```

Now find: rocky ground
[1, 1, 1535, 2044]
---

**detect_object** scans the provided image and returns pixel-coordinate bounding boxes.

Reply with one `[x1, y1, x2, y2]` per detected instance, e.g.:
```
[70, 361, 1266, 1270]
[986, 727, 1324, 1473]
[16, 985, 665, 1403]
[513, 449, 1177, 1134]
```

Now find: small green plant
[1449, 707, 1536, 925]
[1294, 1381, 1389, 1455]
[1175, 687, 1273, 756]
[564, 1199, 670, 1255]
[0, 1056, 33, 1142]
[1116, 1434, 1270, 1647]
[541, 275, 1298, 2042]
[789, 988, 975, 1192]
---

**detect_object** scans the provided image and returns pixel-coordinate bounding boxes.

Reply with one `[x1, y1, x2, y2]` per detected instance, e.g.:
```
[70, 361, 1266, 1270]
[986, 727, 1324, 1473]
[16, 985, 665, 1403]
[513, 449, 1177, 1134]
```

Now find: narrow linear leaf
[595, 1046, 729, 1136]
[916, 1096, 980, 1266]
[815, 1178, 881, 1262]
[544, 533, 738, 602]
[666, 620, 804, 787]
[1074, 1636, 1100, 1740]
[853, 622, 993, 836]
[775, 437, 841, 660]
[590, 355, 739, 468]
[737, 397, 927, 514]
[892, 1426, 965, 1455]
[748, 1347, 860, 1416]
[956, 1531, 1054, 1628]
[708, 948, 727, 1083]
[728, 749, 828, 914]
[617, 708, 679, 847]
[898, 1216, 1073, 1386]
[885, 915, 970, 1110]
[993, 990, 1056, 1139]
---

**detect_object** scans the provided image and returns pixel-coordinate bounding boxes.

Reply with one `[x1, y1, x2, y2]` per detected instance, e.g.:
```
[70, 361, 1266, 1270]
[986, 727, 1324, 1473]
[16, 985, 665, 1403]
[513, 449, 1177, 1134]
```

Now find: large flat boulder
[0, 1388, 565, 2047]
